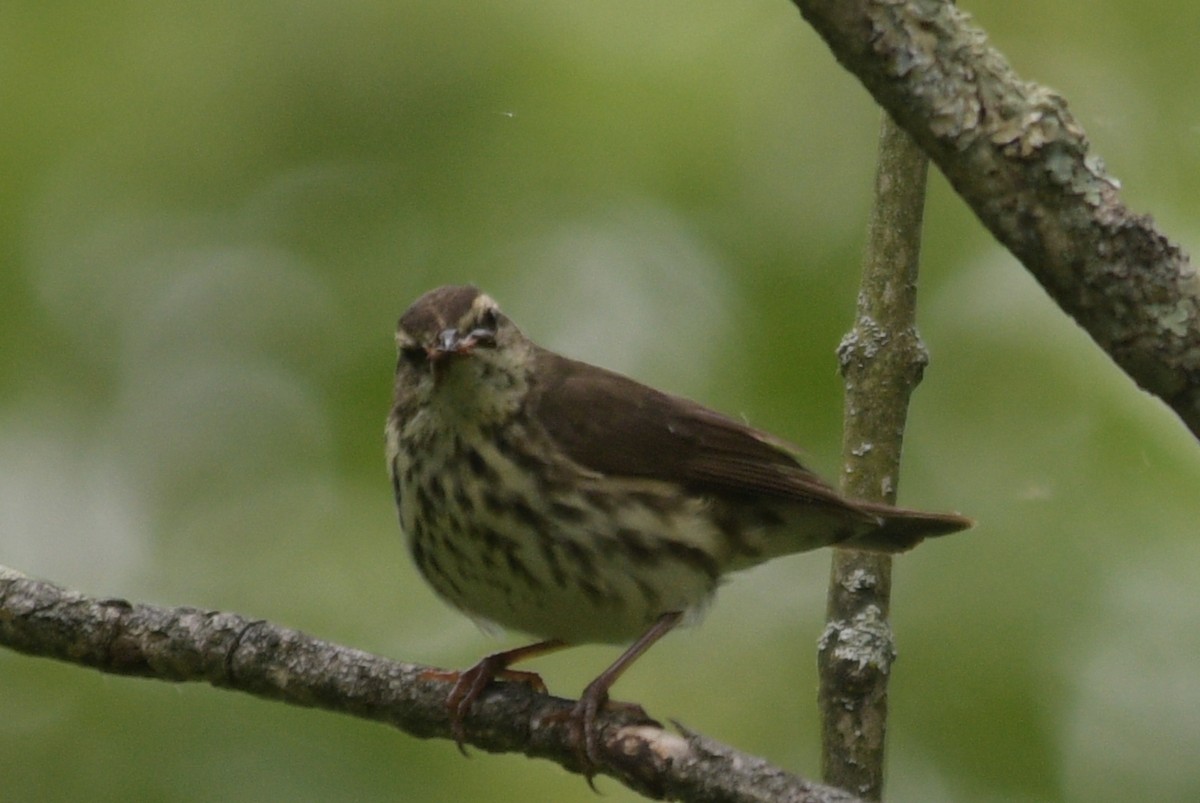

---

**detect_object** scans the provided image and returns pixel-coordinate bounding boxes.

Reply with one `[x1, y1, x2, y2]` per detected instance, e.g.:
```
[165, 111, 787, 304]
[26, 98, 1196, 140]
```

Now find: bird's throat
[429, 355, 529, 429]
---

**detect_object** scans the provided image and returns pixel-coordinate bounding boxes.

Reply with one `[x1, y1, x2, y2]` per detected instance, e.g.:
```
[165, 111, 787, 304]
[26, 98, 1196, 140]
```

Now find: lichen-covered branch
[0, 565, 862, 803]
[819, 114, 930, 799]
[793, 0, 1200, 438]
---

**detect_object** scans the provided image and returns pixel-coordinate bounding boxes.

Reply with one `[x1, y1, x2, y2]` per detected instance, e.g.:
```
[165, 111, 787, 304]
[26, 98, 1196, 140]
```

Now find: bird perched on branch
[386, 284, 971, 777]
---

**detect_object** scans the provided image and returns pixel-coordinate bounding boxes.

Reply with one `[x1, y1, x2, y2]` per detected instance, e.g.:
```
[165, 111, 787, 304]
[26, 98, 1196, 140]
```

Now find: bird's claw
[554, 685, 659, 789]
[422, 662, 549, 754]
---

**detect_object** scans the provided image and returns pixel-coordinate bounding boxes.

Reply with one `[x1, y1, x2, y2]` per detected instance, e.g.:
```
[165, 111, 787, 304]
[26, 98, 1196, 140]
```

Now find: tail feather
[843, 502, 974, 553]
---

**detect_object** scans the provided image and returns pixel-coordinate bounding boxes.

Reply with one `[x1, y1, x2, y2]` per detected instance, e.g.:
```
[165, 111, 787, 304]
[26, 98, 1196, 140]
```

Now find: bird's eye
[463, 307, 499, 347]
[399, 345, 428, 367]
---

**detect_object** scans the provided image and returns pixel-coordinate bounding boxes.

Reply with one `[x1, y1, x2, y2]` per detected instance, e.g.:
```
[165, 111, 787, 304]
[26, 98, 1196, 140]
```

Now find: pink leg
[570, 611, 683, 783]
[424, 639, 569, 753]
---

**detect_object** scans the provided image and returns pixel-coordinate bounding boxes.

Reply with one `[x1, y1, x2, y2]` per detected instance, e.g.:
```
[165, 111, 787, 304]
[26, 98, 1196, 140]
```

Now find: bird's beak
[428, 327, 495, 363]
[426, 329, 462, 383]
[429, 327, 460, 361]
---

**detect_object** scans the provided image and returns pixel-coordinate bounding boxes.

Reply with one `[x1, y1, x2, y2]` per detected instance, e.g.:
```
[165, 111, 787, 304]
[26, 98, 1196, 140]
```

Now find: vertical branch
[817, 113, 930, 799]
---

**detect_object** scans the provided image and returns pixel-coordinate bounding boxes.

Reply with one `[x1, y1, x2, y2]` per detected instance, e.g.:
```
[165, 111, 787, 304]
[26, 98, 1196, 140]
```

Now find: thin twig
[818, 114, 930, 800]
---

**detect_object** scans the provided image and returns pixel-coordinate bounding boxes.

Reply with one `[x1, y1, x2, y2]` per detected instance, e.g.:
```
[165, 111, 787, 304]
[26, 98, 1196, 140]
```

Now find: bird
[385, 284, 971, 775]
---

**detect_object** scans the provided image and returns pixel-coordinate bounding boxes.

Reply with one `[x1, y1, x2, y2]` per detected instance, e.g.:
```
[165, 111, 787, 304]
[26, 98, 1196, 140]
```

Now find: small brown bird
[386, 284, 970, 772]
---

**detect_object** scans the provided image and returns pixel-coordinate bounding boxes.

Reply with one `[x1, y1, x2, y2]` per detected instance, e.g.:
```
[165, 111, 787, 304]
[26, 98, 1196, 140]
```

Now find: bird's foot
[553, 682, 659, 790]
[422, 661, 548, 754]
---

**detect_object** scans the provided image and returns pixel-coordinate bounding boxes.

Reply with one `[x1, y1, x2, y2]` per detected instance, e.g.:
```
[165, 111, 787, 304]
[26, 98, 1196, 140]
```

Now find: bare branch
[0, 565, 862, 803]
[820, 115, 930, 798]
[793, 0, 1200, 438]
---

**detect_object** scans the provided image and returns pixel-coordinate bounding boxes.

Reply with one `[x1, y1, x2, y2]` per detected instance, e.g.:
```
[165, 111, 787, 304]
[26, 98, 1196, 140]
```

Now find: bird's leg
[569, 611, 683, 783]
[424, 639, 568, 754]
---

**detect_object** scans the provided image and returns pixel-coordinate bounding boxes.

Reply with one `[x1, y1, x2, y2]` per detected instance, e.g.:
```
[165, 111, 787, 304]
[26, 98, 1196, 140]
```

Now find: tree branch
[819, 114, 930, 799]
[793, 0, 1200, 438]
[0, 565, 862, 803]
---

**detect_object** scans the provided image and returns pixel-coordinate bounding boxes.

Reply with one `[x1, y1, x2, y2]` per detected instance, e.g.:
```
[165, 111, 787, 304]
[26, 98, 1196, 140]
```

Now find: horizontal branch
[794, 0, 1200, 438]
[0, 565, 861, 803]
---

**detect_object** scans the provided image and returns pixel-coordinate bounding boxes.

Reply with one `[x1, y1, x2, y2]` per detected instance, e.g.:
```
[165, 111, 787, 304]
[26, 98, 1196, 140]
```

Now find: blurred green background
[2, 1, 1198, 801]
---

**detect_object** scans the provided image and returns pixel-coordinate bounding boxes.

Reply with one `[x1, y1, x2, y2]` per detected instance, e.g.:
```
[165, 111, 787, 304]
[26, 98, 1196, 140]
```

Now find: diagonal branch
[0, 565, 862, 803]
[793, 0, 1200, 438]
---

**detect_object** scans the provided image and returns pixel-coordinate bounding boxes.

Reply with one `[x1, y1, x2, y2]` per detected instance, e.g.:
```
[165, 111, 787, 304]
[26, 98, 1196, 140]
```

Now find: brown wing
[528, 348, 866, 515]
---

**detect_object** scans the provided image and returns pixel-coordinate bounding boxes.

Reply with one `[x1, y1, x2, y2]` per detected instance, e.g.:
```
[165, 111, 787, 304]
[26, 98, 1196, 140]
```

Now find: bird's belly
[396, 436, 723, 644]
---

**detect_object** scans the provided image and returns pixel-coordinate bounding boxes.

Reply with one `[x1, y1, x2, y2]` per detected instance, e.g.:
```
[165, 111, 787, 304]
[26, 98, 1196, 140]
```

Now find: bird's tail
[841, 502, 974, 553]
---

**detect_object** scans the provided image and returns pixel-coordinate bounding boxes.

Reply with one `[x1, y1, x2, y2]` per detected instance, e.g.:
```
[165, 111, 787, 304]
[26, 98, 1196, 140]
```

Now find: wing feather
[528, 348, 866, 515]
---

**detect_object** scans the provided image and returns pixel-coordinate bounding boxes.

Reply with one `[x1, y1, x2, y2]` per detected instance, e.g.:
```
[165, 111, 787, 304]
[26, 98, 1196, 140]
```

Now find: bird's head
[393, 285, 531, 423]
